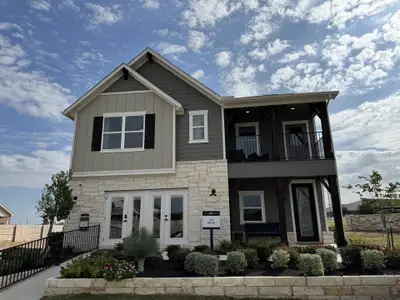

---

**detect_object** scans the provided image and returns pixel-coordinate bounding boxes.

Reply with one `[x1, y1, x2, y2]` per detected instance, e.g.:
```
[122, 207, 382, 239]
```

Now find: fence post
[96, 224, 101, 249]
[12, 225, 16, 242]
[390, 226, 395, 250]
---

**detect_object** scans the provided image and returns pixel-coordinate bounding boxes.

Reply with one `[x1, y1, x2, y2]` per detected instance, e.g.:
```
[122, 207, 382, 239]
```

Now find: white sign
[202, 211, 220, 229]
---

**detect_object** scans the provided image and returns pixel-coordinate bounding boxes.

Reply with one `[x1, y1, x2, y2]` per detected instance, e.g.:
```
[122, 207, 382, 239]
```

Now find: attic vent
[122, 68, 128, 80]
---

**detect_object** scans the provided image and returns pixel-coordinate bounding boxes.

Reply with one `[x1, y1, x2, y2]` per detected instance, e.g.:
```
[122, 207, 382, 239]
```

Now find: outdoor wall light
[210, 189, 217, 196]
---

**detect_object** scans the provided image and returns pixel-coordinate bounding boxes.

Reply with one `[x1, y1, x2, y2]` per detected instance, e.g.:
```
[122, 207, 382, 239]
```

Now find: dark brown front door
[291, 183, 319, 242]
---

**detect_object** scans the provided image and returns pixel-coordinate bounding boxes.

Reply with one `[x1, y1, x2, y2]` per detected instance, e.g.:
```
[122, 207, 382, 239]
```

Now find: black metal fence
[0, 224, 100, 290]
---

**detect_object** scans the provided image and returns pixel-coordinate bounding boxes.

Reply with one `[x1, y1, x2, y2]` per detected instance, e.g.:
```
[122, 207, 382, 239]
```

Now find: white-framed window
[239, 191, 266, 224]
[101, 112, 145, 151]
[188, 110, 208, 144]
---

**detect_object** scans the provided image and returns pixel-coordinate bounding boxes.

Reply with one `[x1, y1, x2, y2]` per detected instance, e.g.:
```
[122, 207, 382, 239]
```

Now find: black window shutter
[144, 114, 155, 149]
[91, 116, 103, 151]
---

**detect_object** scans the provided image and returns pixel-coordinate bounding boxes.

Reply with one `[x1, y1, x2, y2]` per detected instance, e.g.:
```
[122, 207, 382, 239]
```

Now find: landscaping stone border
[45, 275, 400, 299]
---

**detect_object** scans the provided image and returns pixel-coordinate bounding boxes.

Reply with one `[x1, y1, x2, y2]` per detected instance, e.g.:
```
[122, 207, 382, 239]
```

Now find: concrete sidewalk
[0, 267, 59, 300]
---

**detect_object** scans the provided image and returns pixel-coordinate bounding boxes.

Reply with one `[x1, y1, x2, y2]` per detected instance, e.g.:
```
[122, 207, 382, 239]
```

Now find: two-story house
[63, 48, 346, 249]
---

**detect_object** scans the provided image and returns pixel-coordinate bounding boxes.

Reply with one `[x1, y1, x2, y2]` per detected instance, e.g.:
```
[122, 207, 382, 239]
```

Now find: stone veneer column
[65, 159, 231, 247]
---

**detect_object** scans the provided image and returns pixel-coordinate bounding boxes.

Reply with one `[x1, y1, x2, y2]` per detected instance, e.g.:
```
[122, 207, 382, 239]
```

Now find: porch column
[271, 106, 280, 161]
[315, 102, 334, 159]
[327, 175, 348, 246]
[275, 178, 288, 244]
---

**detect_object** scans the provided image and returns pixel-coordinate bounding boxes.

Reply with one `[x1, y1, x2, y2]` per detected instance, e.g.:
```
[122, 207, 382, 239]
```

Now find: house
[63, 48, 346, 248]
[0, 203, 13, 225]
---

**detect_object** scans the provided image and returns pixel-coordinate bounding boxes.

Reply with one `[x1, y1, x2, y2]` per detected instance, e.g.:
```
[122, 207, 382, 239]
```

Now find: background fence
[0, 224, 99, 290]
[0, 225, 64, 243]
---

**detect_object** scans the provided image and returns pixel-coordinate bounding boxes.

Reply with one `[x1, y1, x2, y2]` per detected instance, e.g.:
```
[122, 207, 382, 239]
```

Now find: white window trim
[234, 122, 261, 155]
[101, 111, 146, 152]
[188, 110, 209, 144]
[239, 190, 266, 225]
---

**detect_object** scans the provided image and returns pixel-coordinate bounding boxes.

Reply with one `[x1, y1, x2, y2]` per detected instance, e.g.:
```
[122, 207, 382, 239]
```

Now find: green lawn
[42, 295, 273, 300]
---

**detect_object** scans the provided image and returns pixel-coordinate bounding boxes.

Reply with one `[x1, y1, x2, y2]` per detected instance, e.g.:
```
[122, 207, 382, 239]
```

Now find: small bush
[166, 245, 181, 261]
[362, 249, 386, 271]
[218, 240, 233, 254]
[268, 249, 290, 269]
[298, 254, 324, 276]
[340, 245, 363, 269]
[316, 248, 337, 273]
[177, 248, 192, 262]
[226, 251, 247, 273]
[296, 245, 324, 254]
[256, 246, 270, 262]
[323, 245, 337, 252]
[193, 245, 210, 253]
[286, 247, 300, 270]
[241, 248, 258, 268]
[60, 254, 117, 279]
[184, 252, 203, 273]
[193, 254, 219, 276]
[385, 250, 400, 269]
[103, 260, 137, 281]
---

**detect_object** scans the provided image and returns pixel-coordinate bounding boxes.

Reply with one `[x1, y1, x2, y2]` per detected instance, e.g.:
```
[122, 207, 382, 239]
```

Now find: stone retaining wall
[347, 213, 400, 233]
[45, 275, 400, 299]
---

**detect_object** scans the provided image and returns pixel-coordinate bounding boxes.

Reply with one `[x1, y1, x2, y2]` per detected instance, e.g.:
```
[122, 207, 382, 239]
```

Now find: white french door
[103, 190, 187, 248]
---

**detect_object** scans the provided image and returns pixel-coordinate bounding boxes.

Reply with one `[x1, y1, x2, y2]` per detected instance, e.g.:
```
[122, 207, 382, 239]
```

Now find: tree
[344, 170, 400, 246]
[36, 170, 74, 235]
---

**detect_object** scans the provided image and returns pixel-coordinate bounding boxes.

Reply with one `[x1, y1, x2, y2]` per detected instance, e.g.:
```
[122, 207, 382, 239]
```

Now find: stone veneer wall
[65, 160, 230, 246]
[347, 213, 400, 233]
[287, 231, 335, 246]
[45, 275, 400, 299]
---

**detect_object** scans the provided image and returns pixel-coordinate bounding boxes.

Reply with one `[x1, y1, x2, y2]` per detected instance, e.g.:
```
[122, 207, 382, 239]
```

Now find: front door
[284, 123, 311, 159]
[104, 190, 187, 248]
[291, 183, 319, 242]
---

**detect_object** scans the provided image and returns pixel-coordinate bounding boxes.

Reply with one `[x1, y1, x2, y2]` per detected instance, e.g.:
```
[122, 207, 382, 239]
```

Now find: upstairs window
[102, 113, 145, 151]
[189, 110, 208, 143]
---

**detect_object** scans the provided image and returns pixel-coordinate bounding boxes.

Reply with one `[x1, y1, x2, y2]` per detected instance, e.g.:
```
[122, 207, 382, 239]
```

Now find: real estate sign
[202, 211, 220, 229]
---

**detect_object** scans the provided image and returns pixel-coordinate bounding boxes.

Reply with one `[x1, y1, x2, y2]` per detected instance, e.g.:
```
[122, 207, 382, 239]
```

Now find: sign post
[202, 211, 220, 250]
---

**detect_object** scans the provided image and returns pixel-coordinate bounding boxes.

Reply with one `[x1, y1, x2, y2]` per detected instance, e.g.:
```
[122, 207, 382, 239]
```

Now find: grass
[42, 295, 272, 300]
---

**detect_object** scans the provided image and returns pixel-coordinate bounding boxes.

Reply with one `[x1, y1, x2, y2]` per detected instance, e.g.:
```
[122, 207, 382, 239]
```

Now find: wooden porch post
[275, 178, 288, 244]
[271, 106, 280, 161]
[327, 175, 348, 246]
[315, 102, 334, 159]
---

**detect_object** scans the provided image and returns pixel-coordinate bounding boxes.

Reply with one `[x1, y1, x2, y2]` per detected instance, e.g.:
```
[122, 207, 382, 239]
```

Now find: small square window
[239, 191, 266, 224]
[189, 110, 208, 143]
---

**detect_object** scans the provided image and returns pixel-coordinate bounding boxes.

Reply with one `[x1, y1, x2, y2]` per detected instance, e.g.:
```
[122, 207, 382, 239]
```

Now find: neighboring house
[63, 48, 346, 248]
[0, 204, 13, 225]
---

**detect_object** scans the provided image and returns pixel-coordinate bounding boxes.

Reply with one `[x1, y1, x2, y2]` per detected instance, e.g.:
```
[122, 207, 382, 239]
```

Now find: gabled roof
[63, 64, 184, 120]
[128, 48, 222, 106]
[0, 203, 13, 217]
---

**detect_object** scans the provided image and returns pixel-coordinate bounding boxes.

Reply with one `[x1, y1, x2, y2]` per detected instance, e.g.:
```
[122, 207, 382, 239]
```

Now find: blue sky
[0, 0, 399, 224]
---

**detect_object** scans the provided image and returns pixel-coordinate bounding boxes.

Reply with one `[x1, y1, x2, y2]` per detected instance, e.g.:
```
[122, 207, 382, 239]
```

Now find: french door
[104, 190, 187, 247]
[291, 183, 319, 242]
[283, 122, 312, 159]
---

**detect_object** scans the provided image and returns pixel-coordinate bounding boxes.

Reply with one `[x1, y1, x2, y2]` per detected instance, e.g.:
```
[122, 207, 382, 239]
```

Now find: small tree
[36, 170, 74, 235]
[344, 170, 400, 246]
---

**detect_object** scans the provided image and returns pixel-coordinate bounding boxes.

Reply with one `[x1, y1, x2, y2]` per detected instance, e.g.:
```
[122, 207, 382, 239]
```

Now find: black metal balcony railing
[228, 132, 325, 162]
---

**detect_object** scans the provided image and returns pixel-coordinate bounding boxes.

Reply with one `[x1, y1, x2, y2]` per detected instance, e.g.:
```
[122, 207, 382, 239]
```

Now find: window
[189, 110, 208, 143]
[102, 113, 145, 151]
[239, 191, 266, 224]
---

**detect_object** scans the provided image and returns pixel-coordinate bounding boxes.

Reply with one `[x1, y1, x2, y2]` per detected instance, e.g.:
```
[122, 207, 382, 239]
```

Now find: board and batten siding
[72, 92, 173, 172]
[103, 76, 149, 93]
[137, 61, 223, 161]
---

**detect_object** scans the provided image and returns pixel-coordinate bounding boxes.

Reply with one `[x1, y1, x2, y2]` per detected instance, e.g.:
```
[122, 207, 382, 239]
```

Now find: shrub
[193, 254, 219, 276]
[103, 260, 138, 281]
[166, 245, 181, 261]
[184, 252, 203, 273]
[340, 245, 363, 269]
[362, 250, 386, 271]
[323, 245, 337, 252]
[122, 228, 159, 272]
[226, 251, 247, 273]
[60, 254, 116, 279]
[268, 250, 290, 269]
[218, 240, 233, 254]
[296, 245, 324, 254]
[241, 248, 258, 268]
[256, 246, 270, 262]
[385, 250, 400, 269]
[298, 254, 324, 276]
[316, 248, 337, 273]
[193, 245, 210, 253]
[286, 247, 300, 270]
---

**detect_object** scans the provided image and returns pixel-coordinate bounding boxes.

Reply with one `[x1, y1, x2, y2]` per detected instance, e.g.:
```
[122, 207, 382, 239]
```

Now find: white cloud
[304, 44, 317, 56]
[12, 33, 25, 39]
[0, 22, 23, 31]
[139, 0, 160, 10]
[221, 64, 258, 96]
[191, 69, 205, 80]
[74, 49, 108, 69]
[269, 66, 297, 89]
[239, 11, 276, 44]
[249, 39, 290, 60]
[382, 11, 400, 43]
[0, 34, 72, 119]
[279, 51, 306, 63]
[29, 0, 51, 11]
[156, 42, 187, 55]
[154, 29, 169, 36]
[36, 49, 59, 60]
[182, 0, 242, 28]
[59, 0, 80, 11]
[188, 30, 207, 51]
[85, 3, 123, 30]
[215, 51, 232, 68]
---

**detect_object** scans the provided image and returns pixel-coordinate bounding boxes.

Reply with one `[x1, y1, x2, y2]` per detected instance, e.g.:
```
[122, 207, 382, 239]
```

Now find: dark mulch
[138, 260, 400, 278]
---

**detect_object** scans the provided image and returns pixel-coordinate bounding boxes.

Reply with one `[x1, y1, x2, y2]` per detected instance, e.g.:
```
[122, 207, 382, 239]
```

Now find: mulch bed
[138, 261, 400, 278]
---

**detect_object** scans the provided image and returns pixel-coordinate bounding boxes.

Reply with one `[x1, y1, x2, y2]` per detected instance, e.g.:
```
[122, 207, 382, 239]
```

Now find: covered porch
[229, 177, 336, 246]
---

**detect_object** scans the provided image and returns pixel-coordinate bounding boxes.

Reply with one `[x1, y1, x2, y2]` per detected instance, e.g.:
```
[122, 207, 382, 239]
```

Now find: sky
[0, 0, 399, 224]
